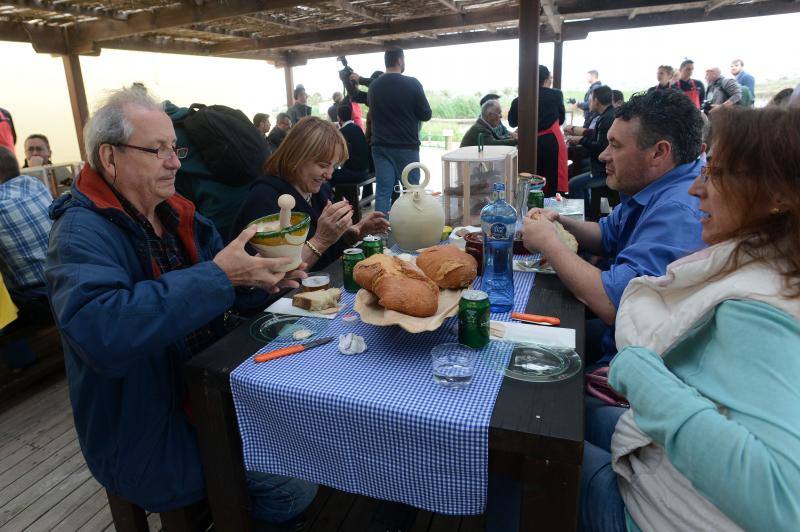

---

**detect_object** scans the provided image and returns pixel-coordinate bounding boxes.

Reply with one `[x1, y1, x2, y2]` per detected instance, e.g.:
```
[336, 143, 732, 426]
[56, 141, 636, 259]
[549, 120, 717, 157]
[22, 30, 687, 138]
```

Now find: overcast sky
[1, 12, 796, 162]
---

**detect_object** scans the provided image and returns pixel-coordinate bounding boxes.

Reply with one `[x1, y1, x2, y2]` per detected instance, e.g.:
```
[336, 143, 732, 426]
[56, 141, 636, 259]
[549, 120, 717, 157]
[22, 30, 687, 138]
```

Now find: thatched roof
[2, 0, 797, 64]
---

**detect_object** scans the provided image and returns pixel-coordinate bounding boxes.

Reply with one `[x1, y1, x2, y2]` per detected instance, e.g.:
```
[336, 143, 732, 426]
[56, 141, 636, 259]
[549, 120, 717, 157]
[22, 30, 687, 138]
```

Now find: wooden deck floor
[0, 377, 486, 532]
[0, 376, 166, 532]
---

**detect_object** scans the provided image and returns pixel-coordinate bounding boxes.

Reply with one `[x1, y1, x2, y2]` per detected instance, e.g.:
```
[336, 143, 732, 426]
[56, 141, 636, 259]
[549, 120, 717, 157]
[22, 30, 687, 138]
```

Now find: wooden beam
[705, 0, 735, 13]
[0, 0, 119, 19]
[542, 0, 562, 38]
[331, 0, 387, 22]
[187, 23, 260, 39]
[23, 21, 70, 54]
[518, 0, 540, 175]
[229, 0, 800, 63]
[562, 0, 800, 38]
[62, 53, 89, 161]
[433, 0, 463, 14]
[283, 62, 294, 109]
[245, 12, 315, 32]
[293, 26, 524, 61]
[0, 19, 33, 43]
[212, 4, 518, 55]
[553, 39, 563, 89]
[100, 35, 218, 56]
[67, 0, 327, 51]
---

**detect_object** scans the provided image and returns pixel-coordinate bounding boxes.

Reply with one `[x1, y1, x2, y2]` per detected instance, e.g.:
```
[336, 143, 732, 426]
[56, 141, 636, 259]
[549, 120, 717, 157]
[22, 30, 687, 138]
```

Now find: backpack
[164, 101, 261, 241]
[737, 85, 754, 107]
[182, 103, 270, 187]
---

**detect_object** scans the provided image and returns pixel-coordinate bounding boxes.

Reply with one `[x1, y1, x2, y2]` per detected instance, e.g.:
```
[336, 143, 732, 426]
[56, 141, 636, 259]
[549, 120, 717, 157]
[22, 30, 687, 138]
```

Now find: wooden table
[184, 264, 584, 532]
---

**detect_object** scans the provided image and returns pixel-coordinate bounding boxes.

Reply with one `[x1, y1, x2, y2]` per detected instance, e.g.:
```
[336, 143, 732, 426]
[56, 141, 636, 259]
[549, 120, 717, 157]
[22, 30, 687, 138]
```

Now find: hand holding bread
[523, 211, 579, 255]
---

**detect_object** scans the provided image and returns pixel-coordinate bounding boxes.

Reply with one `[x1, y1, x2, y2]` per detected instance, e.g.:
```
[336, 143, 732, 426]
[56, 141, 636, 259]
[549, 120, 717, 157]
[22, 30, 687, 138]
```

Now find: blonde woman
[232, 116, 388, 270]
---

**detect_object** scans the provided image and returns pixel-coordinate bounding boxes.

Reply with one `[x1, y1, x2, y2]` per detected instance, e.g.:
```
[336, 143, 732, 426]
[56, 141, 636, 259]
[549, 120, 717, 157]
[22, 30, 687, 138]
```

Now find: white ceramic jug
[389, 162, 445, 251]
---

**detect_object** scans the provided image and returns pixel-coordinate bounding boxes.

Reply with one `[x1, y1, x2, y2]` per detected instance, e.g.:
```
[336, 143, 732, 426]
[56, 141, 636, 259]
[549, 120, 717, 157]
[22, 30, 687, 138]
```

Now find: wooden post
[284, 63, 294, 109]
[553, 39, 563, 89]
[518, 0, 541, 175]
[62, 54, 89, 161]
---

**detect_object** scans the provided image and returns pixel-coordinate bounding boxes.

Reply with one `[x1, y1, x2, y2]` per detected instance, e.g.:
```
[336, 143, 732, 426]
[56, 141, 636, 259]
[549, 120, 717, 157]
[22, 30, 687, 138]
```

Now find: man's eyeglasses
[113, 143, 188, 160]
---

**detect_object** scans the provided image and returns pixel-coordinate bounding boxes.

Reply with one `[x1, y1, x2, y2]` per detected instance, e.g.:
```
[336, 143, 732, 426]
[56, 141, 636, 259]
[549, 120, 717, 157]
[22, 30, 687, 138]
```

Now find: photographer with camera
[703, 67, 742, 114]
[338, 56, 384, 133]
[350, 48, 431, 214]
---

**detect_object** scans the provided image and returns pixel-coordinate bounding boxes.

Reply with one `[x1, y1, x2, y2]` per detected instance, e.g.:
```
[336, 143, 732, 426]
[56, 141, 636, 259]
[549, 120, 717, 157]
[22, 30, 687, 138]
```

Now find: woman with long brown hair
[231, 116, 388, 270]
[579, 106, 800, 531]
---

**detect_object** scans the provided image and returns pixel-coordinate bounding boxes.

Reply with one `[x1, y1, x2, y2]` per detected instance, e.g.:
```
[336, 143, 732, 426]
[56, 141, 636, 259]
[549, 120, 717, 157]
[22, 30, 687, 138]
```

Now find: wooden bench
[356, 174, 376, 208]
[332, 173, 376, 222]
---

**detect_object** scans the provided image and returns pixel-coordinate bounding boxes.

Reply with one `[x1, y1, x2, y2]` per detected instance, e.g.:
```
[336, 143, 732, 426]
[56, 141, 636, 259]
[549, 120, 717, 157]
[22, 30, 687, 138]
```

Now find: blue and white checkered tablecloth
[230, 257, 536, 515]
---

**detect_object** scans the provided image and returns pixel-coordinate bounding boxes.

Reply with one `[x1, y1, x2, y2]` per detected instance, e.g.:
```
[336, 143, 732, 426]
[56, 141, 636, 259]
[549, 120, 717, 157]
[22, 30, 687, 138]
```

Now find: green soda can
[342, 248, 365, 292]
[527, 175, 546, 210]
[459, 290, 491, 349]
[361, 235, 384, 257]
[527, 187, 545, 210]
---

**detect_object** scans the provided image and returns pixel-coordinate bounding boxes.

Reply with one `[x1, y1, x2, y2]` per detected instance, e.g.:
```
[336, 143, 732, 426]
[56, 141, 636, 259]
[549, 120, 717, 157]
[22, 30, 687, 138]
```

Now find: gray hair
[480, 99, 500, 120]
[83, 87, 163, 171]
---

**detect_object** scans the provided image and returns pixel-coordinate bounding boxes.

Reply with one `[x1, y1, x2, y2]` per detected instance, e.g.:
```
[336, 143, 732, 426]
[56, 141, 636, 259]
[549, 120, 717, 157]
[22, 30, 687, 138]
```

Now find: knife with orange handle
[510, 312, 561, 326]
[254, 336, 334, 363]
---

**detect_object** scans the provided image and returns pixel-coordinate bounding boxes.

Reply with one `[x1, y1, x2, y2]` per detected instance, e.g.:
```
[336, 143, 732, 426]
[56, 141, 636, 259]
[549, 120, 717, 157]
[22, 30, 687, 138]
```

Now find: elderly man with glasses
[459, 100, 517, 148]
[45, 88, 317, 528]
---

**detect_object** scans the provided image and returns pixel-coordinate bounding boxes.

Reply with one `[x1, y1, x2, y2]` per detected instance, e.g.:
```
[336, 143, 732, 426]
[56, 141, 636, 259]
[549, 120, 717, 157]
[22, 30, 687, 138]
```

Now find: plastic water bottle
[481, 182, 516, 313]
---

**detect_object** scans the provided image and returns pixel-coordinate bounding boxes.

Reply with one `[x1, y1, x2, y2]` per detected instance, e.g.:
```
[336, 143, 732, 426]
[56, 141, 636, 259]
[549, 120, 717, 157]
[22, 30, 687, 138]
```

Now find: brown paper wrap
[354, 288, 462, 333]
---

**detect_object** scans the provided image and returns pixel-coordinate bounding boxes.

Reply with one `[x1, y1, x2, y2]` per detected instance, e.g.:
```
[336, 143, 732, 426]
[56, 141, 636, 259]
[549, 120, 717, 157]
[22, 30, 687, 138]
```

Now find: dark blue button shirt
[598, 157, 707, 360]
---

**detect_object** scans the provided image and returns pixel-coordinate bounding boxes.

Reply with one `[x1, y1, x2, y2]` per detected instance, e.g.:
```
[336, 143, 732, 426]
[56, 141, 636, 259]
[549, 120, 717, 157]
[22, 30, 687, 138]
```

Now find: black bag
[182, 103, 270, 187]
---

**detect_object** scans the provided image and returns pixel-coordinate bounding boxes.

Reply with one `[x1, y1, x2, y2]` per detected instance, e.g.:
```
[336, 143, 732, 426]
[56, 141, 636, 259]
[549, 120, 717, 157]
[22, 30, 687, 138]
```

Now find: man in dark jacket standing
[288, 85, 312, 125]
[367, 47, 432, 213]
[576, 70, 602, 119]
[45, 88, 317, 526]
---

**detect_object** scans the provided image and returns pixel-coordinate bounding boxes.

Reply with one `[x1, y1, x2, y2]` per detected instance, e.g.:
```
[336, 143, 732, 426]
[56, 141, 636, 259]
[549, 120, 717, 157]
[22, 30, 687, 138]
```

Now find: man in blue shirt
[730, 59, 755, 95]
[522, 90, 706, 364]
[0, 147, 52, 309]
[0, 147, 53, 369]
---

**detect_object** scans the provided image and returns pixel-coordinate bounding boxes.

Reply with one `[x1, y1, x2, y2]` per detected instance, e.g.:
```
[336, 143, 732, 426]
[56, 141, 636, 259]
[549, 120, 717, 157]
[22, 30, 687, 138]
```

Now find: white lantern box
[440, 145, 518, 228]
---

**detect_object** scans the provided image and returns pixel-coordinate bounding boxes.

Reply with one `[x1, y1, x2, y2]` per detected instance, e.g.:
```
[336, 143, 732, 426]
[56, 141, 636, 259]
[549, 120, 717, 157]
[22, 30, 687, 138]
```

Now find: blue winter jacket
[45, 165, 236, 511]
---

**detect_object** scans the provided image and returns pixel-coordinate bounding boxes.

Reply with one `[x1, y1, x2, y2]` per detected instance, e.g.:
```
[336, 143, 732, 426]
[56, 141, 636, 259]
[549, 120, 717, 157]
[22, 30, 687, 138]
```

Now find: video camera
[337, 56, 382, 101]
[337, 56, 356, 94]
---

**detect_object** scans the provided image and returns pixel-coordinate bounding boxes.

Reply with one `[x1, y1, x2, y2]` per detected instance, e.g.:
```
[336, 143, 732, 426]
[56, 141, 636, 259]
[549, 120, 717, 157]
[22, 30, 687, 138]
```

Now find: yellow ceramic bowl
[440, 225, 453, 241]
[247, 212, 311, 272]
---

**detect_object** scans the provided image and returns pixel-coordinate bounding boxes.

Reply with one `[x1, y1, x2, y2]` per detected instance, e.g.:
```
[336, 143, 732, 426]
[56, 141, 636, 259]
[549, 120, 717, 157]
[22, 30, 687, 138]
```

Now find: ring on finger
[336, 220, 344, 228]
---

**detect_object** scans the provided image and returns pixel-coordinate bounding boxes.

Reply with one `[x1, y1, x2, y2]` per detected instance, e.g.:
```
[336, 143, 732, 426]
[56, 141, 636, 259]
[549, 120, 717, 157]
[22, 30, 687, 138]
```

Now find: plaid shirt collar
[108, 186, 187, 275]
[111, 188, 219, 354]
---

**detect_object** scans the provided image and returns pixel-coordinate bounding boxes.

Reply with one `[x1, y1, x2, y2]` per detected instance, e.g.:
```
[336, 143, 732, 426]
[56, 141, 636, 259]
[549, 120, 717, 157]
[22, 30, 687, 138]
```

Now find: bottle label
[490, 222, 508, 239]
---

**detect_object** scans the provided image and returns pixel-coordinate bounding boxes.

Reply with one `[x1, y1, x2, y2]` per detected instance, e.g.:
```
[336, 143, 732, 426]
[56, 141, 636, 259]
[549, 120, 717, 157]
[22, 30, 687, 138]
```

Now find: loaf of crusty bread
[353, 254, 439, 317]
[416, 245, 478, 289]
